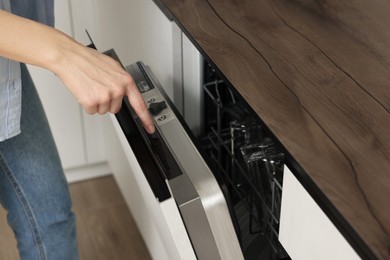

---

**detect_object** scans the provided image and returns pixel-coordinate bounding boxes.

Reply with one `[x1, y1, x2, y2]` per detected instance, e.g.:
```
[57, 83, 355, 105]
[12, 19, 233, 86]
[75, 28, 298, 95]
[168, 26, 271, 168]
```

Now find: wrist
[44, 30, 81, 75]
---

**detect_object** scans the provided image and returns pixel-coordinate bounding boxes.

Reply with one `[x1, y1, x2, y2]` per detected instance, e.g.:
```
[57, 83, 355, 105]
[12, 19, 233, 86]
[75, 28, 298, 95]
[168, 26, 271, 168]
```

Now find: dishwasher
[104, 48, 290, 260]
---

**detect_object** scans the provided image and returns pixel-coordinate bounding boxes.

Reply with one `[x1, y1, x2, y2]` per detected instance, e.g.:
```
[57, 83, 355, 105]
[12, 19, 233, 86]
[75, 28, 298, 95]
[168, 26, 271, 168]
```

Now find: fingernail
[147, 125, 155, 134]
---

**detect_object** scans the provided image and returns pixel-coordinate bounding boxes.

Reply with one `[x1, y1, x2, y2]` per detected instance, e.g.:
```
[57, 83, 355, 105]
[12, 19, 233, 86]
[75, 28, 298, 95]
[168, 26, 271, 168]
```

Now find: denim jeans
[0, 64, 79, 260]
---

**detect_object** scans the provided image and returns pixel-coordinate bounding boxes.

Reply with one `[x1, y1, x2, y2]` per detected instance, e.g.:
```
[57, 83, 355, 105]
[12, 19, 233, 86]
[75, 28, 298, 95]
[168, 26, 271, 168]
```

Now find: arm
[0, 10, 155, 133]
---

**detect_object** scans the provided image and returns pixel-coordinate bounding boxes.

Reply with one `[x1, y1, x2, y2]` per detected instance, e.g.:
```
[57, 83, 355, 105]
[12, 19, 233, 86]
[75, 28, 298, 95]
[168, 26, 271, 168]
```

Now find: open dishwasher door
[105, 49, 243, 260]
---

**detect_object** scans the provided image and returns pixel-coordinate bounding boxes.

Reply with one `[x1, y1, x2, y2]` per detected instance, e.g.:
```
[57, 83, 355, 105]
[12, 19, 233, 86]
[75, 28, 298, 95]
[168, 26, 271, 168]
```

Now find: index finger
[126, 81, 155, 134]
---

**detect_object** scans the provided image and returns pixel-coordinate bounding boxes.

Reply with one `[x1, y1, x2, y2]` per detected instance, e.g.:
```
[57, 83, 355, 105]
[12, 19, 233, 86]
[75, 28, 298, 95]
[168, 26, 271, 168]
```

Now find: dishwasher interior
[195, 61, 291, 260]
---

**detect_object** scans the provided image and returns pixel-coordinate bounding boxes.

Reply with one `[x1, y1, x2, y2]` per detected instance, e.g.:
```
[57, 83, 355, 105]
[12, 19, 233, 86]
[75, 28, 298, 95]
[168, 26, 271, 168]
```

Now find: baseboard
[65, 161, 112, 183]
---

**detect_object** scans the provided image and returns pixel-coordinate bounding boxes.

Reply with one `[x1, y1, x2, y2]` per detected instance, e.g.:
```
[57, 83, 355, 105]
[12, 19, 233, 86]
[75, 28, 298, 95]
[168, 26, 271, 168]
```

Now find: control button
[157, 115, 167, 122]
[147, 97, 156, 103]
[137, 81, 150, 93]
[149, 101, 167, 116]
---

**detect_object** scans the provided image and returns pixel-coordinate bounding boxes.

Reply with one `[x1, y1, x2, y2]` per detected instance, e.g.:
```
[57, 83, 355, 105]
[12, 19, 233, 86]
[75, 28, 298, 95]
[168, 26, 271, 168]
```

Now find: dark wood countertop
[152, 0, 390, 259]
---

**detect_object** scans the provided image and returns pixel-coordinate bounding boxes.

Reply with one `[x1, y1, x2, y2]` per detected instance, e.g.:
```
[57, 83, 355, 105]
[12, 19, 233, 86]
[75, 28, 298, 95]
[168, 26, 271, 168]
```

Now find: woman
[0, 0, 154, 259]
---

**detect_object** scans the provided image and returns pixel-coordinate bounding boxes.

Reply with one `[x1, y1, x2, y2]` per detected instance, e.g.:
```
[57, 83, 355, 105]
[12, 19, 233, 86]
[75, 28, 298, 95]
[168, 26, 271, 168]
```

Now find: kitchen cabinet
[95, 1, 363, 258]
[32, 0, 370, 258]
[279, 167, 360, 260]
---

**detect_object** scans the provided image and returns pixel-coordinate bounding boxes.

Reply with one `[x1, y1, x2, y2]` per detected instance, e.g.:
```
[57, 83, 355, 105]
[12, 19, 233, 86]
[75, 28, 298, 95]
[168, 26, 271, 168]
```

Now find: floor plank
[79, 204, 152, 260]
[0, 207, 19, 260]
[0, 176, 151, 260]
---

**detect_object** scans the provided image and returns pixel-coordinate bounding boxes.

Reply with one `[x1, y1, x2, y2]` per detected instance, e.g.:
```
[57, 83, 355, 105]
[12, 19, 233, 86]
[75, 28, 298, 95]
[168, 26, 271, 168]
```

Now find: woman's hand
[52, 43, 155, 134]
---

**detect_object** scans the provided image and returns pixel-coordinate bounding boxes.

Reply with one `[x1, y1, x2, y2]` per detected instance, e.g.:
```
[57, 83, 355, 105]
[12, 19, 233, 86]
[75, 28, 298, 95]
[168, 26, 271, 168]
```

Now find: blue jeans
[0, 64, 79, 260]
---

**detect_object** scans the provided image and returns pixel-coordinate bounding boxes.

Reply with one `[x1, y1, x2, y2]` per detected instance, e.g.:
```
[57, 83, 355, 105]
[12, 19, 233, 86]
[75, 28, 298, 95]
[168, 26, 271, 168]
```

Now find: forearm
[0, 10, 78, 73]
[0, 10, 155, 133]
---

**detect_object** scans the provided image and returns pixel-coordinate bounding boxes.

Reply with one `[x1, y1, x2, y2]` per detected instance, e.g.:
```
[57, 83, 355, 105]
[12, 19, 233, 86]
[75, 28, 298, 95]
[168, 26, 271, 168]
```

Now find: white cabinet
[279, 167, 360, 260]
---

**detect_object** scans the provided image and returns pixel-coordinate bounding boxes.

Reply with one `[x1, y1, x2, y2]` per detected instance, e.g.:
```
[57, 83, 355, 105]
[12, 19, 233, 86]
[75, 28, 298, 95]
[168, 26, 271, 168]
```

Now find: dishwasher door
[105, 49, 243, 260]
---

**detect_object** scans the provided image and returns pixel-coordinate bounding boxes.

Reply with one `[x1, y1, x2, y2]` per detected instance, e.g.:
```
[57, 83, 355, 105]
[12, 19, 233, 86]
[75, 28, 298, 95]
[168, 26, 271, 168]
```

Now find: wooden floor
[0, 176, 151, 260]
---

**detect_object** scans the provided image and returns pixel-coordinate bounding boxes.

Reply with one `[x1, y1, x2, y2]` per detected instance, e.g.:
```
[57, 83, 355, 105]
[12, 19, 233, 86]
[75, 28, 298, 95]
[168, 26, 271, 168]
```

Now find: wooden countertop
[152, 0, 390, 259]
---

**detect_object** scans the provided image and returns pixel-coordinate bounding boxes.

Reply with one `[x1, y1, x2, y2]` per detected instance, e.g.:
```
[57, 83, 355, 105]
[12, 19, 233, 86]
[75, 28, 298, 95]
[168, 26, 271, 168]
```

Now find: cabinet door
[279, 167, 360, 260]
[30, 0, 86, 169]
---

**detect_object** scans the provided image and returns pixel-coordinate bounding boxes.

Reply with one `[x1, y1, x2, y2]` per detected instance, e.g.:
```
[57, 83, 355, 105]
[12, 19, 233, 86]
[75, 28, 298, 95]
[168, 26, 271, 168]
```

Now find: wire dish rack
[199, 74, 290, 260]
